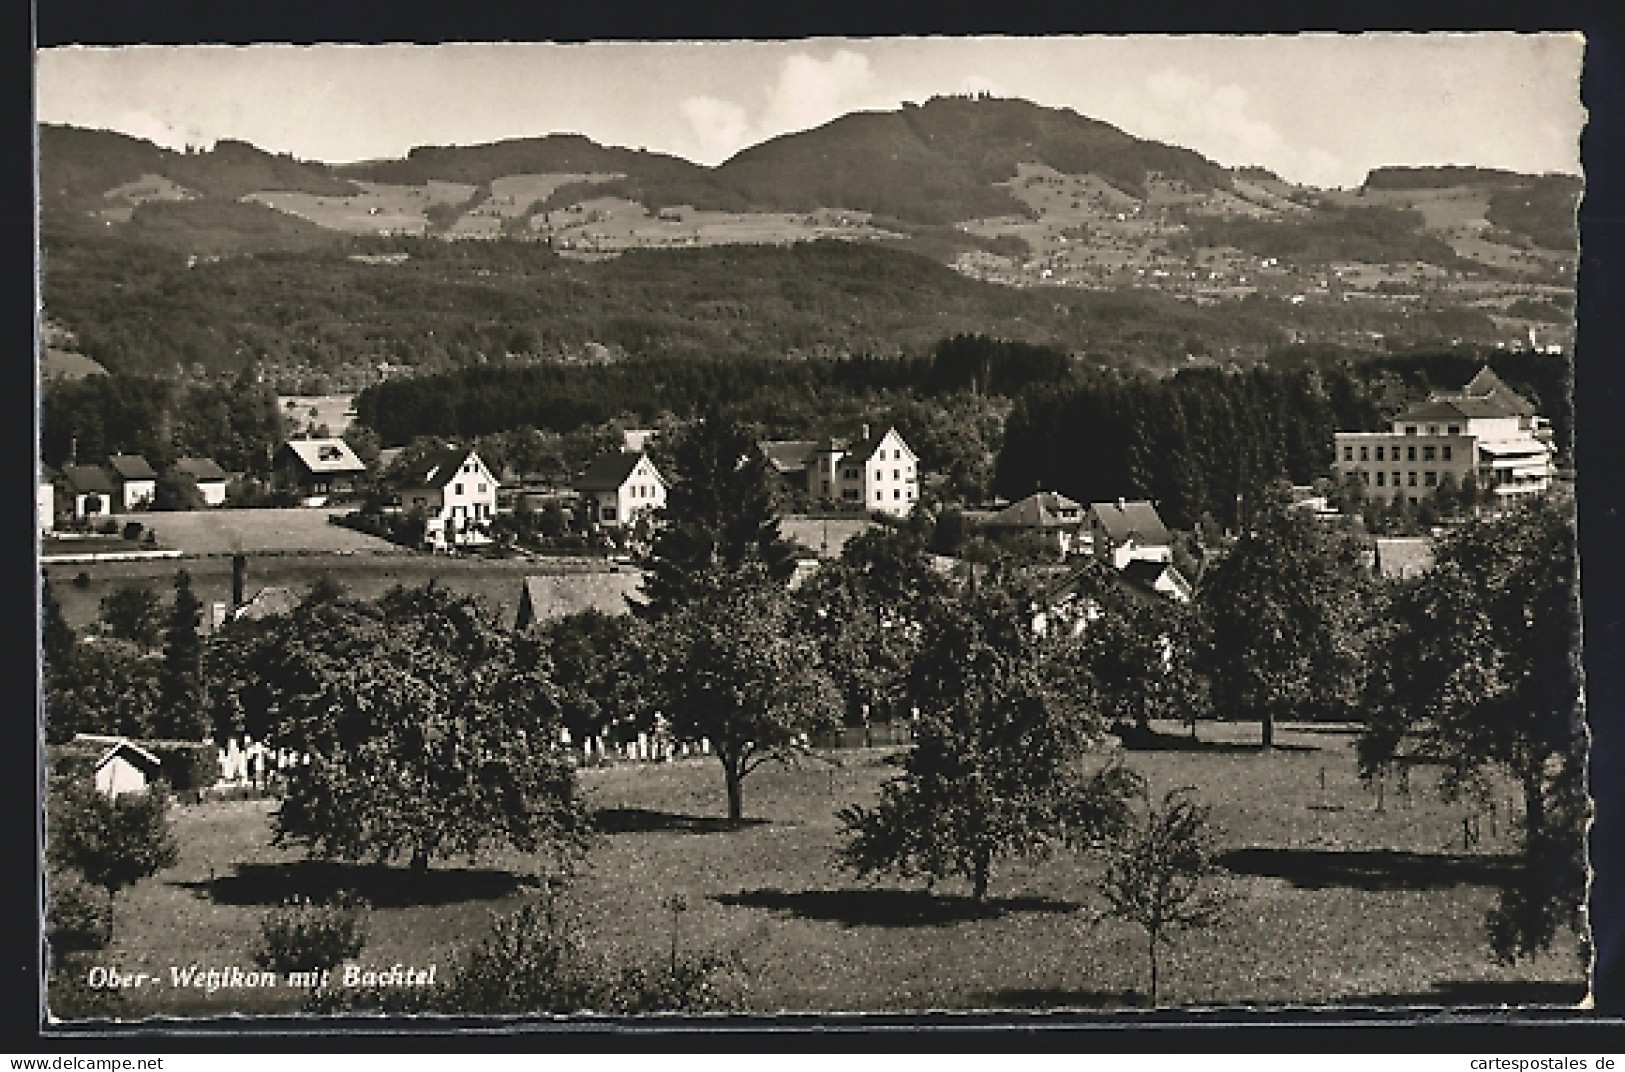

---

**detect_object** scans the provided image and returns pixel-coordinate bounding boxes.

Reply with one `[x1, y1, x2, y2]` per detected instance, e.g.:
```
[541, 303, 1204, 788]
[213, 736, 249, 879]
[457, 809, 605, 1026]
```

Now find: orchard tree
[654, 562, 842, 822]
[1360, 497, 1585, 962]
[44, 639, 163, 743]
[798, 525, 951, 727]
[1196, 483, 1371, 747]
[545, 609, 654, 747]
[47, 775, 178, 934]
[212, 583, 590, 872]
[840, 567, 1143, 901]
[1074, 576, 1208, 740]
[1096, 788, 1229, 1006]
[639, 414, 797, 617]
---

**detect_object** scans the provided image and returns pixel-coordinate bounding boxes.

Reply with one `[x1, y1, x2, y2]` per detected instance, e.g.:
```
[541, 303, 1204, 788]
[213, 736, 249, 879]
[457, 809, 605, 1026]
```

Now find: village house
[575, 451, 667, 529]
[1331, 366, 1554, 505]
[107, 454, 157, 511]
[396, 447, 500, 551]
[58, 464, 116, 519]
[171, 457, 230, 507]
[1086, 498, 1174, 570]
[980, 490, 1088, 556]
[273, 438, 369, 505]
[759, 424, 919, 519]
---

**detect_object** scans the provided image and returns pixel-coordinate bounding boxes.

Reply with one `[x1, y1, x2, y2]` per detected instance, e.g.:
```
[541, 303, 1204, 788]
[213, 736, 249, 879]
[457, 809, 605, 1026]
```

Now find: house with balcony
[1331, 367, 1554, 505]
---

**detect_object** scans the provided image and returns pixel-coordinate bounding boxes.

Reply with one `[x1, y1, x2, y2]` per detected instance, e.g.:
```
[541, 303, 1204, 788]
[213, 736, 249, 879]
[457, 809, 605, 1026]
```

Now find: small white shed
[91, 738, 164, 797]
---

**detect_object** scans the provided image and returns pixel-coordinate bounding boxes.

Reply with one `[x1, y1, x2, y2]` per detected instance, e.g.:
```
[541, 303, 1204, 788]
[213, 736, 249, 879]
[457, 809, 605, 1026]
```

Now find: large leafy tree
[47, 775, 178, 932]
[653, 562, 842, 822]
[840, 566, 1144, 901]
[639, 413, 798, 617]
[544, 609, 653, 748]
[44, 639, 163, 744]
[1195, 483, 1370, 747]
[1359, 498, 1585, 962]
[1072, 568, 1208, 739]
[210, 583, 590, 872]
[797, 525, 951, 727]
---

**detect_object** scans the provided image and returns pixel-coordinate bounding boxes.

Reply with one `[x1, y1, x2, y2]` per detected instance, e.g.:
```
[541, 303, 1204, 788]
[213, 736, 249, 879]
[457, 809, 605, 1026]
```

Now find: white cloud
[679, 48, 881, 163]
[761, 49, 876, 134]
[1138, 68, 1348, 187]
[678, 96, 753, 163]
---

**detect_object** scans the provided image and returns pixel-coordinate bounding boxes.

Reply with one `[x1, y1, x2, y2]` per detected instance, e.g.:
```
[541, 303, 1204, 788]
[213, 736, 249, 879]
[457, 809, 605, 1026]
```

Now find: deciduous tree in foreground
[655, 562, 842, 822]
[1360, 498, 1586, 962]
[1095, 787, 1228, 1006]
[840, 568, 1143, 901]
[212, 583, 590, 872]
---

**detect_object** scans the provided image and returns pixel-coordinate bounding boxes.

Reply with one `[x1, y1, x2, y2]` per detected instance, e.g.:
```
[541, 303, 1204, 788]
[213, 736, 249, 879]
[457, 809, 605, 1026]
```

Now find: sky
[36, 35, 1586, 189]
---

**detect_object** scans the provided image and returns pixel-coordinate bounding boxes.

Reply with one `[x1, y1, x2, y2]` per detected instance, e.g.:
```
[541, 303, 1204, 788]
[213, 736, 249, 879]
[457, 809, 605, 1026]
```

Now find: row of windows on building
[629, 484, 657, 498]
[876, 468, 913, 481]
[1356, 470, 1442, 488]
[452, 481, 489, 496]
[1343, 443, 1454, 463]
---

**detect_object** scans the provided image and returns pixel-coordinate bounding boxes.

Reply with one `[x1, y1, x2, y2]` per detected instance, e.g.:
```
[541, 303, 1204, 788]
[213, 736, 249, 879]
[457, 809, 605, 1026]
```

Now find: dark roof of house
[843, 426, 908, 464]
[1089, 500, 1171, 546]
[1398, 366, 1537, 422]
[60, 464, 115, 494]
[399, 448, 479, 489]
[172, 457, 229, 482]
[1394, 398, 1469, 423]
[92, 738, 164, 773]
[107, 454, 157, 481]
[986, 491, 1085, 529]
[759, 440, 821, 474]
[575, 452, 651, 492]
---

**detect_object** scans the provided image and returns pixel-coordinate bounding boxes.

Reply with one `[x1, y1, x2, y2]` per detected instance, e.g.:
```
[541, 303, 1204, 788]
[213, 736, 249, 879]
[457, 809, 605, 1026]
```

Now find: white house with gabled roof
[575, 451, 667, 529]
[396, 447, 499, 550]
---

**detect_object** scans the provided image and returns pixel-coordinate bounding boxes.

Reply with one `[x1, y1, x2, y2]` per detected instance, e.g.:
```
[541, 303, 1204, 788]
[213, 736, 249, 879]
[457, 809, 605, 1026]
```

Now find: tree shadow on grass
[712, 887, 1077, 928]
[175, 860, 538, 908]
[982, 986, 1146, 1011]
[593, 807, 769, 835]
[1220, 847, 1520, 891]
[1337, 979, 1587, 1007]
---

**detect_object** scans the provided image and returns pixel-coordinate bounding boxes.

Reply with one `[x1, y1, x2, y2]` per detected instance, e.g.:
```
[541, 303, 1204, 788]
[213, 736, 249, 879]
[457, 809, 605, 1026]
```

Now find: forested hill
[41, 229, 1505, 381]
[345, 97, 1230, 224]
[39, 124, 358, 216]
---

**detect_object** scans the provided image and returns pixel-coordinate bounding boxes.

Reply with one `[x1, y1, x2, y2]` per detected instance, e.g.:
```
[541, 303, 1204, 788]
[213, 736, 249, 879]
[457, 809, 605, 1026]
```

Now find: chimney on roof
[861, 423, 870, 443]
[1117, 497, 1126, 510]
[231, 554, 247, 609]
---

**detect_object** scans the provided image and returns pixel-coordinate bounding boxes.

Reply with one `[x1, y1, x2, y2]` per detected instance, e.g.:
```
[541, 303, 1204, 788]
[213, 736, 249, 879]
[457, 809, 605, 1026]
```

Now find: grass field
[75, 721, 1585, 1020]
[101, 508, 403, 559]
[46, 551, 626, 634]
